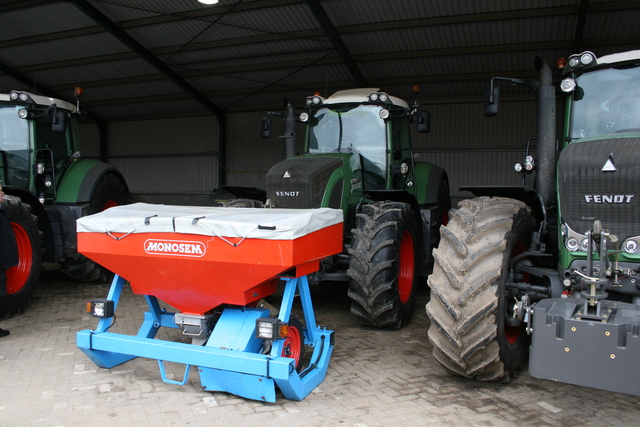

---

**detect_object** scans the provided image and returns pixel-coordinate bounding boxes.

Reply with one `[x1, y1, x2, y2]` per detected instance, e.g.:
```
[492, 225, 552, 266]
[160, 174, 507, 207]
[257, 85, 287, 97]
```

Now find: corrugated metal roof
[0, 0, 637, 119]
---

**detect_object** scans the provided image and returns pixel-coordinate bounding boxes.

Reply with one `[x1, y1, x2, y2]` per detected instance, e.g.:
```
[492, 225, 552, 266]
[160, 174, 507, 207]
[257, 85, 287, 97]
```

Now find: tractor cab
[0, 90, 79, 202]
[300, 88, 427, 193]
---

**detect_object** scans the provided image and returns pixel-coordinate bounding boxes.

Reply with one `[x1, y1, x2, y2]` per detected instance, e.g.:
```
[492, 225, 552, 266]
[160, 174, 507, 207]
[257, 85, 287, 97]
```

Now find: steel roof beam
[304, 0, 366, 87]
[70, 0, 224, 118]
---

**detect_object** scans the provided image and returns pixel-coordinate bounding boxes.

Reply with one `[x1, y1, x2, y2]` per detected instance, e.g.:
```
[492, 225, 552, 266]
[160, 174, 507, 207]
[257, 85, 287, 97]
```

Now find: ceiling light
[198, 0, 219, 4]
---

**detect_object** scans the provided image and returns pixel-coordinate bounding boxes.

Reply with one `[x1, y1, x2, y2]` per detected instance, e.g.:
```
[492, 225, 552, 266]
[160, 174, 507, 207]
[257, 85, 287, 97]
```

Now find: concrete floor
[1, 270, 639, 427]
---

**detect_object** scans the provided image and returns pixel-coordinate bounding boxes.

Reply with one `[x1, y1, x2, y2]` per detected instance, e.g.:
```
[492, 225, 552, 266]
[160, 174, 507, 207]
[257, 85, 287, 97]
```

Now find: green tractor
[0, 90, 128, 315]
[427, 50, 640, 395]
[226, 88, 451, 328]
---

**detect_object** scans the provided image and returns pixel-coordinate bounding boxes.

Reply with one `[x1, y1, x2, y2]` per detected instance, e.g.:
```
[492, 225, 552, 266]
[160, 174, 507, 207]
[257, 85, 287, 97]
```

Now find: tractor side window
[0, 105, 30, 187]
[35, 114, 72, 176]
[308, 105, 387, 187]
[571, 65, 640, 138]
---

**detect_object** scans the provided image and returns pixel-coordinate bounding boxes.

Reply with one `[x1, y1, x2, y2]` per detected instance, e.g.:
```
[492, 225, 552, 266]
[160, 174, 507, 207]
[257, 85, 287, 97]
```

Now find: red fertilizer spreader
[76, 203, 342, 402]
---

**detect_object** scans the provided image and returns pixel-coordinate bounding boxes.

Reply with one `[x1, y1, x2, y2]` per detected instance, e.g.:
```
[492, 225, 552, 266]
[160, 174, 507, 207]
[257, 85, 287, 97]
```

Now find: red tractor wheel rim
[441, 209, 449, 227]
[505, 240, 528, 345]
[398, 230, 415, 304]
[102, 200, 118, 210]
[282, 325, 302, 368]
[6, 223, 33, 294]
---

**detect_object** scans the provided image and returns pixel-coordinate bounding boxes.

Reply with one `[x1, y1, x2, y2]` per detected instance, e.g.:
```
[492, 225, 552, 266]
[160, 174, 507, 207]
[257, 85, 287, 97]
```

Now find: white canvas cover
[77, 203, 343, 240]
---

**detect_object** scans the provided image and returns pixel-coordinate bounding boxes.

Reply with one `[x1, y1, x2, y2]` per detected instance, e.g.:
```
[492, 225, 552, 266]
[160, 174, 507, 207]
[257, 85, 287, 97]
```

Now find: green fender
[413, 161, 448, 206]
[56, 159, 127, 203]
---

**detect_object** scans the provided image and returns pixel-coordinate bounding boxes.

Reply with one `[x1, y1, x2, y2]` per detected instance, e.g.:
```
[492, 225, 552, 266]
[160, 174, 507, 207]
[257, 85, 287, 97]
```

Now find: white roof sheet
[76, 203, 343, 240]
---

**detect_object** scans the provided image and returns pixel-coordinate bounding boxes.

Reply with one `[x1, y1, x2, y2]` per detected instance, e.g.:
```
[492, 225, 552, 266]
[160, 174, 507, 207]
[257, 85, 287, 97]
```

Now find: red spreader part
[77, 203, 343, 314]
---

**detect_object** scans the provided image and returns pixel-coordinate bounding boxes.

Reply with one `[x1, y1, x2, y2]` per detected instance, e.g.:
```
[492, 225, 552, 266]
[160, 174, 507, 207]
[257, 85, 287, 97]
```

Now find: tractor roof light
[580, 52, 594, 66]
[379, 108, 390, 119]
[564, 51, 598, 73]
[9, 91, 32, 103]
[299, 112, 309, 123]
[306, 95, 323, 107]
[18, 108, 29, 119]
[255, 317, 288, 340]
[369, 91, 390, 104]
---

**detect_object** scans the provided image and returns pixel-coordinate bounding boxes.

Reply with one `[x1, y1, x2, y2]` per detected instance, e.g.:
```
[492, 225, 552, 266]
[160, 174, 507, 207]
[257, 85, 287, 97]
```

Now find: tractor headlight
[561, 78, 576, 93]
[623, 238, 640, 254]
[524, 156, 535, 171]
[562, 224, 597, 252]
[36, 162, 45, 174]
[18, 108, 29, 119]
[514, 162, 524, 173]
[299, 112, 309, 123]
[400, 162, 409, 175]
[565, 237, 579, 251]
[255, 317, 288, 340]
[579, 238, 592, 252]
[379, 109, 389, 119]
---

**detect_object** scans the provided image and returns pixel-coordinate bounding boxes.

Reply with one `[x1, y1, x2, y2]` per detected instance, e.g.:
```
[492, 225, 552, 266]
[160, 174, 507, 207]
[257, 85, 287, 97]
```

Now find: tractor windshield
[570, 64, 640, 139]
[307, 104, 387, 183]
[0, 105, 30, 187]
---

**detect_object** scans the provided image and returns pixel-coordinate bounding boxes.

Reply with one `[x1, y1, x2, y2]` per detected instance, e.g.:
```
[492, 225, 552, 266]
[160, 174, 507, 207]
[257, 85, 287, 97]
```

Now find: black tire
[347, 201, 419, 329]
[426, 196, 535, 380]
[1, 196, 41, 316]
[218, 198, 264, 208]
[64, 174, 128, 282]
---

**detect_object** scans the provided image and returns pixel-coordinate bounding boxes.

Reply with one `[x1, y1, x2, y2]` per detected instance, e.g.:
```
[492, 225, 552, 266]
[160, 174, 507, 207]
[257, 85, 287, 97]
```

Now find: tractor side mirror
[261, 117, 272, 139]
[484, 85, 500, 117]
[417, 107, 430, 133]
[50, 106, 68, 133]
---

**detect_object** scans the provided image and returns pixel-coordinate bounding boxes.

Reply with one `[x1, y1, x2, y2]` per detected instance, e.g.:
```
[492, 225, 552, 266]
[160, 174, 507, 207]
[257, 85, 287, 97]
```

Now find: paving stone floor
[1, 269, 639, 427]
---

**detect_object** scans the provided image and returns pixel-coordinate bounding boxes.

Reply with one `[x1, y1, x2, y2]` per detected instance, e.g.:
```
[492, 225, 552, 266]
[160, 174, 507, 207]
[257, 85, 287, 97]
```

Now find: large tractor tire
[426, 196, 535, 381]
[218, 198, 264, 208]
[65, 174, 128, 282]
[347, 201, 419, 329]
[2, 196, 41, 316]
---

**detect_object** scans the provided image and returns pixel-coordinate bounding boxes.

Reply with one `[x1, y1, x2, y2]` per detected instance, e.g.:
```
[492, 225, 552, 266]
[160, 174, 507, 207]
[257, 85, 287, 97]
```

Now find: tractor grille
[557, 137, 640, 241]
[266, 157, 343, 208]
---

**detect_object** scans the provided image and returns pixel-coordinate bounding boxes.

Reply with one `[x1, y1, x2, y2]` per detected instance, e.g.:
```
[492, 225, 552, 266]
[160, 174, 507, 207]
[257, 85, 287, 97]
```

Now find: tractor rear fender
[56, 159, 128, 204]
[414, 163, 448, 206]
